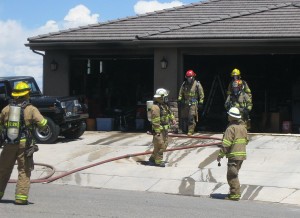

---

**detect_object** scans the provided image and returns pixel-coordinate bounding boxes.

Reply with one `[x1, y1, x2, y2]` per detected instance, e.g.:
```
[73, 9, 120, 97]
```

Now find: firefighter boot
[224, 194, 240, 201]
[148, 156, 155, 164]
[15, 194, 29, 205]
[148, 160, 165, 167]
[15, 199, 28, 205]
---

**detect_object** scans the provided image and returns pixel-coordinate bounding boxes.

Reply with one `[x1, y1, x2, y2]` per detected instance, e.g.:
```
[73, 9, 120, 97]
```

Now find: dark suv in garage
[0, 76, 89, 143]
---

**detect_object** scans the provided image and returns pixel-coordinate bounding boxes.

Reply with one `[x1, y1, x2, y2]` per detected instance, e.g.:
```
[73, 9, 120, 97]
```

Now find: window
[0, 83, 7, 99]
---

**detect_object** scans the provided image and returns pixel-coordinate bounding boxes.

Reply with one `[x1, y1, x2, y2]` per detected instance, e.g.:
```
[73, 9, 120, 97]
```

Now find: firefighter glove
[177, 99, 183, 107]
[243, 108, 249, 117]
[197, 103, 204, 111]
[28, 156, 35, 171]
[0, 130, 5, 148]
[25, 144, 39, 157]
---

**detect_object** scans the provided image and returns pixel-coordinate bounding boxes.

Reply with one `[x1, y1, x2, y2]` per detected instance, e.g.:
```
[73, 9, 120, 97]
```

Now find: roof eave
[25, 37, 300, 51]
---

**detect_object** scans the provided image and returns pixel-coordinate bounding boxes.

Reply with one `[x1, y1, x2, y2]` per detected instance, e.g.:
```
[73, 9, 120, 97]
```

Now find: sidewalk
[6, 131, 300, 206]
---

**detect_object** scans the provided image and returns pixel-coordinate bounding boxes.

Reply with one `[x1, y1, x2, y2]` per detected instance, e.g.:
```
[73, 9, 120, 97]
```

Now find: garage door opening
[70, 56, 154, 131]
[184, 54, 300, 133]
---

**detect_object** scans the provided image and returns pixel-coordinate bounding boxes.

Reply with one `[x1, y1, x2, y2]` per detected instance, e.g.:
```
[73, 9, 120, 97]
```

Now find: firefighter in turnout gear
[149, 88, 176, 167]
[225, 80, 252, 130]
[178, 70, 204, 135]
[227, 68, 252, 99]
[0, 81, 47, 205]
[217, 107, 248, 201]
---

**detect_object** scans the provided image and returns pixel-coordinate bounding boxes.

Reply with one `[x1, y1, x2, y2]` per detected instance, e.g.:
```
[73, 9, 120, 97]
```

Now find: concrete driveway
[5, 131, 300, 206]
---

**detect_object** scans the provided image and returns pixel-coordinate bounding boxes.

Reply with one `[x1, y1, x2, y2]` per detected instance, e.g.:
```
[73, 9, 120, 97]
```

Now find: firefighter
[225, 80, 252, 129]
[0, 81, 47, 205]
[178, 70, 204, 135]
[217, 107, 248, 201]
[227, 68, 252, 99]
[149, 88, 176, 167]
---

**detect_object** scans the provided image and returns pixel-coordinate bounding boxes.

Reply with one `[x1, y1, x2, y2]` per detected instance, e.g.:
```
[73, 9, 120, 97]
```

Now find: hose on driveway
[8, 133, 222, 184]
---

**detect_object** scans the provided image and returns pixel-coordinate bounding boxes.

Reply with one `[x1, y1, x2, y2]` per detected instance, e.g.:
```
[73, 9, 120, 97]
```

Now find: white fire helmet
[227, 107, 241, 119]
[154, 88, 169, 98]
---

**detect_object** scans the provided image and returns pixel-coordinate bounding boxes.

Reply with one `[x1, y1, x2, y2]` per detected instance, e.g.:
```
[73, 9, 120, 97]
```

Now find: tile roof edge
[28, 0, 215, 41]
[137, 2, 293, 39]
[292, 2, 300, 8]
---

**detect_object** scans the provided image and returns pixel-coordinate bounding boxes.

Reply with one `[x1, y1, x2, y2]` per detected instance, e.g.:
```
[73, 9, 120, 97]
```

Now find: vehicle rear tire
[33, 117, 60, 144]
[62, 121, 86, 139]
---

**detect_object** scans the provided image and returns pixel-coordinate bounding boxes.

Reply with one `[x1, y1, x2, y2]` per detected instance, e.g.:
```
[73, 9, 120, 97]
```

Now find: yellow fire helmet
[231, 68, 241, 77]
[11, 81, 31, 97]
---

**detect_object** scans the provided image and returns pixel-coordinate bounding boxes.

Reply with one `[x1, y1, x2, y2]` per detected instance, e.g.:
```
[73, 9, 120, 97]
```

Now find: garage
[68, 52, 300, 133]
[69, 56, 154, 130]
[184, 54, 300, 132]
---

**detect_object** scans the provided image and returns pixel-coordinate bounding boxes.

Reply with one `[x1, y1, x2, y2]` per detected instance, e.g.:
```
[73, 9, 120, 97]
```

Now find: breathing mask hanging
[187, 77, 194, 84]
[163, 96, 168, 103]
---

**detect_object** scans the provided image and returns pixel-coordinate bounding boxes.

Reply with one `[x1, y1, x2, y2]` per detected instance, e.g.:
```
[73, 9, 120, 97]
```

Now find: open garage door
[184, 54, 300, 133]
[70, 56, 154, 131]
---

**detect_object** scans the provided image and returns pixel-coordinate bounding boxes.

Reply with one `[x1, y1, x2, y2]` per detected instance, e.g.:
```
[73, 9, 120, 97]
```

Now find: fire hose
[8, 134, 222, 184]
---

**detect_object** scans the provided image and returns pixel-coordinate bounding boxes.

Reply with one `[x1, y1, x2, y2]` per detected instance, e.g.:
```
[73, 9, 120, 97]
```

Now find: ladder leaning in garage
[202, 74, 226, 118]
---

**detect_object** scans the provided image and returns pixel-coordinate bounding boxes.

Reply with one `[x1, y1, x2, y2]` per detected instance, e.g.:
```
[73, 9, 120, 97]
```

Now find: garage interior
[184, 54, 300, 133]
[70, 56, 154, 131]
[68, 53, 300, 134]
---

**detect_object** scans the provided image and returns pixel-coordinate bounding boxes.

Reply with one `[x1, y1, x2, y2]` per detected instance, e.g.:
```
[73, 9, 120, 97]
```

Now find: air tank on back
[146, 100, 153, 122]
[7, 105, 21, 142]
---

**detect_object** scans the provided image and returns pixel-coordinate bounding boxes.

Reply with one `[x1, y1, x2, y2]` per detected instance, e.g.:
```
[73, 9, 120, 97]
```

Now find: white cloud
[37, 20, 59, 35]
[0, 4, 99, 92]
[63, 4, 99, 29]
[0, 20, 43, 88]
[134, 0, 183, 15]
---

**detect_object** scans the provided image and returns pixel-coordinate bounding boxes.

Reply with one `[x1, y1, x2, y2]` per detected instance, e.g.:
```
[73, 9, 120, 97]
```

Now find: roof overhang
[26, 37, 300, 51]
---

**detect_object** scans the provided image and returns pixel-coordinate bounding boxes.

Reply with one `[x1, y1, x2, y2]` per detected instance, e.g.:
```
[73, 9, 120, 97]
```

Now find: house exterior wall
[44, 51, 70, 96]
[154, 48, 180, 100]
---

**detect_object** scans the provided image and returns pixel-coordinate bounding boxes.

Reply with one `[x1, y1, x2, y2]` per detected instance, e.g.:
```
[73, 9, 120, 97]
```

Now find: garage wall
[154, 48, 179, 100]
[44, 51, 70, 96]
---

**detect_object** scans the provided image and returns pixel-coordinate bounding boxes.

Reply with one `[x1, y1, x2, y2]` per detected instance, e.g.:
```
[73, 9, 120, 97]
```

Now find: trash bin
[96, 118, 114, 131]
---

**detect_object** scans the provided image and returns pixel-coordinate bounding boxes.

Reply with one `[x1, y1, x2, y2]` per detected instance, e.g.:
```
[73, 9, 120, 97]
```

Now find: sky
[0, 0, 199, 90]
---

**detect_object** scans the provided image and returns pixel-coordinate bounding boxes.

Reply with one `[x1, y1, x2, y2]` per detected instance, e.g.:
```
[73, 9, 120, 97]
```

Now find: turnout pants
[227, 159, 243, 199]
[151, 130, 168, 164]
[180, 104, 197, 135]
[0, 141, 31, 202]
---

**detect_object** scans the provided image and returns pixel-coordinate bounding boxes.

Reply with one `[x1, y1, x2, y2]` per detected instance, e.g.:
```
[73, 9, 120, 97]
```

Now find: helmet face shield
[187, 77, 193, 83]
[233, 75, 239, 80]
[232, 80, 242, 96]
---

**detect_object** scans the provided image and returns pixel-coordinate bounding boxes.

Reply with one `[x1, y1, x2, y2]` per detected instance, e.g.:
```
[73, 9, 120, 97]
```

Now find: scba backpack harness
[5, 101, 33, 146]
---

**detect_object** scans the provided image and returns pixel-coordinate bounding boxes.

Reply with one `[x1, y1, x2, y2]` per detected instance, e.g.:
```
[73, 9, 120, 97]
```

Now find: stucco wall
[44, 52, 70, 96]
[154, 48, 180, 100]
